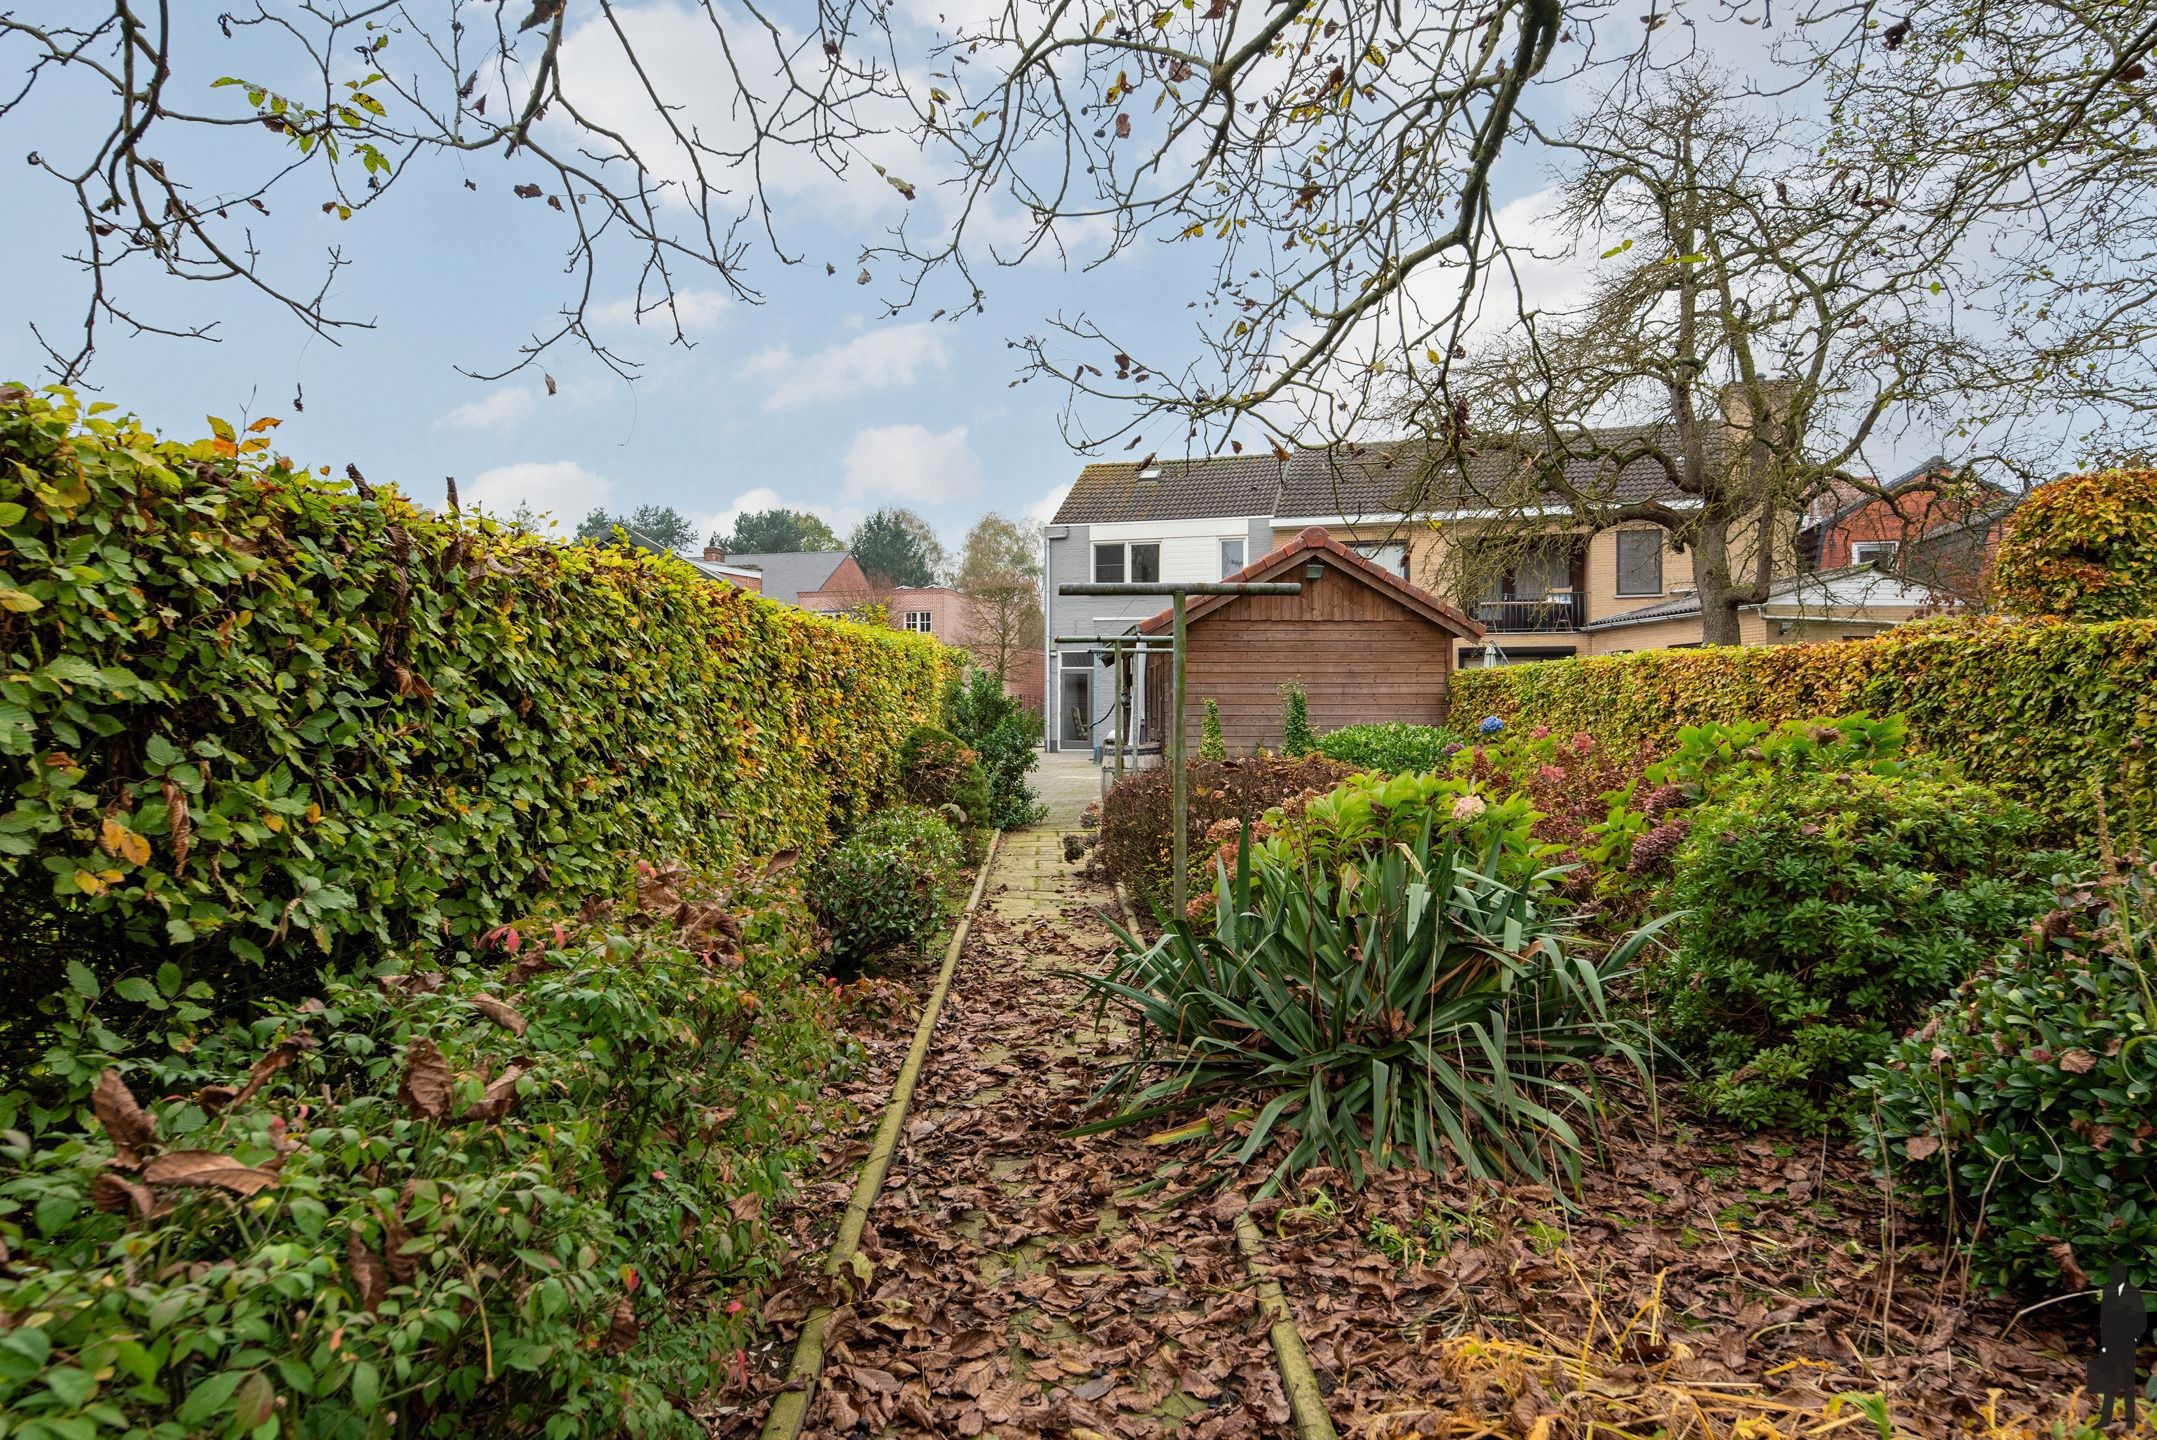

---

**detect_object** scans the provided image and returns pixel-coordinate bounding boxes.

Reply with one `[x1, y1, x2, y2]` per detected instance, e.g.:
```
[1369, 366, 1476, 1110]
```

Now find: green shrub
[1993, 465, 2157, 621]
[1252, 770, 1549, 899]
[1280, 682, 1315, 757]
[944, 668, 1046, 830]
[1860, 867, 2157, 1293]
[1655, 772, 2063, 1131]
[0, 386, 951, 1099]
[1199, 700, 1227, 761]
[1097, 756, 1349, 918]
[811, 805, 963, 964]
[1086, 822, 1663, 1194]
[0, 863, 845, 1438]
[1584, 713, 1916, 876]
[1447, 617, 2157, 836]
[1315, 721, 1461, 774]
[896, 725, 992, 843]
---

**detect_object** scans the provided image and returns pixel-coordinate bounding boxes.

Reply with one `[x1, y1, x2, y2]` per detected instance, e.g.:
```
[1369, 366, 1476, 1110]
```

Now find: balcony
[1474, 593, 1584, 632]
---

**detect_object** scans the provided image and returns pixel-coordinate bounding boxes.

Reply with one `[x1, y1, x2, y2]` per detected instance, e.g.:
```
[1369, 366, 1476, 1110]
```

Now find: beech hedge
[1448, 616, 2157, 829]
[0, 386, 952, 1075]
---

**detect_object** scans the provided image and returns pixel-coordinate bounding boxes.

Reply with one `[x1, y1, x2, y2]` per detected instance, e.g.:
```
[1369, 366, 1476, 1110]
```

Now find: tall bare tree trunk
[1694, 514, 1745, 645]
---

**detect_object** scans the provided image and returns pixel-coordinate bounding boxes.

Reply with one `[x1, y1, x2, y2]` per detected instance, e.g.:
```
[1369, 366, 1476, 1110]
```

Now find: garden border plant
[0, 859, 849, 1439]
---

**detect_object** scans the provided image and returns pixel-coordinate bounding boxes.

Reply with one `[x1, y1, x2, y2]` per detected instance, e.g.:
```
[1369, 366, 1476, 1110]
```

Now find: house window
[1852, 540, 1900, 568]
[1615, 530, 1663, 597]
[903, 610, 934, 633]
[1093, 541, 1161, 584]
[1350, 540, 1409, 579]
[1220, 538, 1245, 577]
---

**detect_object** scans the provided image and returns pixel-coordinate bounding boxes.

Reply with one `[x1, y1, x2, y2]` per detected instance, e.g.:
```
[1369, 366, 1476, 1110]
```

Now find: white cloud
[751, 323, 950, 412]
[553, 2, 920, 225]
[589, 288, 732, 333]
[738, 347, 796, 381]
[462, 461, 615, 530]
[842, 423, 980, 505]
[1027, 481, 1072, 525]
[437, 387, 539, 431]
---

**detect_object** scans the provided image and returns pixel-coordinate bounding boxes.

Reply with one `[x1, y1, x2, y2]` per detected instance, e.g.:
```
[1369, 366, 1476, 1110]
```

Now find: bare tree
[0, 0, 912, 380]
[1383, 67, 2005, 643]
[0, 0, 1671, 416]
[902, 0, 1614, 452]
[955, 512, 1042, 681]
[1800, 0, 2157, 463]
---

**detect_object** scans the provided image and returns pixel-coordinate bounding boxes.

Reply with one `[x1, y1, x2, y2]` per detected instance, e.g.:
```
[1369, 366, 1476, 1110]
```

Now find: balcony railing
[1474, 594, 1585, 632]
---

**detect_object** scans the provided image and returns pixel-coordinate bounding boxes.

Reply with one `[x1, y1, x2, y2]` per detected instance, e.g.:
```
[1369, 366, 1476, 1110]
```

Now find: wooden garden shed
[1138, 526, 1485, 755]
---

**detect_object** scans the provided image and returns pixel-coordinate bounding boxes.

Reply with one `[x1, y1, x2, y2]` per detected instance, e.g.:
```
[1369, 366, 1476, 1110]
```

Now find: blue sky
[2, 3, 1952, 555]
[0, 1, 1275, 554]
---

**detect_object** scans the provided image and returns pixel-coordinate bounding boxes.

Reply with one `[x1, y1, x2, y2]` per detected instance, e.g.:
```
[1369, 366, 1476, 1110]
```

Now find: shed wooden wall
[1145, 551, 1457, 755]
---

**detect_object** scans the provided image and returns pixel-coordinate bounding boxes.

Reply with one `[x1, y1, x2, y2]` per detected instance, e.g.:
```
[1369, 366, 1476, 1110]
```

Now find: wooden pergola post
[1057, 580, 1302, 918]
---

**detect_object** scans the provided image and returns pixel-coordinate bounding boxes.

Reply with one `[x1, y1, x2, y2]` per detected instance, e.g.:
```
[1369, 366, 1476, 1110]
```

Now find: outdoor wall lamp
[1303, 561, 1324, 582]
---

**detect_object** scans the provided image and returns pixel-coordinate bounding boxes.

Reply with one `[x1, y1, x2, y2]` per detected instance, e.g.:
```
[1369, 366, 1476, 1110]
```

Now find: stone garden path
[771, 821, 1299, 1439]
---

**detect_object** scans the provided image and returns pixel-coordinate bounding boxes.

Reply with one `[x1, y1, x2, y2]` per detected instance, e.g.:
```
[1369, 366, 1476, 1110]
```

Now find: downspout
[1040, 528, 1051, 750]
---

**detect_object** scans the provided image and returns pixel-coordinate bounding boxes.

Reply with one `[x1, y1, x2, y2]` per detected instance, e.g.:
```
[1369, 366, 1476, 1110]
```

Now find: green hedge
[1448, 617, 2157, 829]
[0, 385, 952, 1087]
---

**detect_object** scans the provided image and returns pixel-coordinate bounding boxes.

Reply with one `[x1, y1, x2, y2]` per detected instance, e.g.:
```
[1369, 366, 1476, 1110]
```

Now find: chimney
[703, 544, 727, 563]
[1718, 377, 1798, 451]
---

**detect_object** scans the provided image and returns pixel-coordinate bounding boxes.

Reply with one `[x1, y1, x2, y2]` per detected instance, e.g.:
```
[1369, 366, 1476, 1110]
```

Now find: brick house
[710, 547, 871, 606]
[1792, 458, 2011, 585]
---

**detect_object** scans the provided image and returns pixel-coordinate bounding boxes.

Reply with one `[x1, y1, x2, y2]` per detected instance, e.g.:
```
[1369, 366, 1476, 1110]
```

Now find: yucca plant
[1084, 819, 1665, 1195]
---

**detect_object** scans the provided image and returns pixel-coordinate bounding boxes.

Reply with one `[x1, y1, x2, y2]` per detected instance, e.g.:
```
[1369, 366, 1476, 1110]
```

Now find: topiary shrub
[811, 805, 963, 965]
[1098, 756, 1349, 919]
[1280, 682, 1315, 757]
[1199, 699, 1227, 760]
[1993, 466, 2157, 621]
[944, 668, 1046, 830]
[1653, 771, 2065, 1132]
[896, 725, 992, 849]
[1315, 721, 1461, 774]
[1861, 865, 2157, 1293]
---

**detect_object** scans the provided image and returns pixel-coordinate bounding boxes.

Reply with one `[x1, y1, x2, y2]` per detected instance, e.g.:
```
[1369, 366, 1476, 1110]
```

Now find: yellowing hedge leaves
[0, 384, 955, 970]
[1450, 616, 2157, 831]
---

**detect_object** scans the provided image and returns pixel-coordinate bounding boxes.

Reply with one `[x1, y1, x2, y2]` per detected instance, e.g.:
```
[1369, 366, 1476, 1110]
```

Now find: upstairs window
[1220, 538, 1246, 577]
[1852, 540, 1900, 568]
[1615, 530, 1663, 597]
[1130, 542, 1161, 583]
[903, 611, 934, 633]
[1092, 542, 1125, 584]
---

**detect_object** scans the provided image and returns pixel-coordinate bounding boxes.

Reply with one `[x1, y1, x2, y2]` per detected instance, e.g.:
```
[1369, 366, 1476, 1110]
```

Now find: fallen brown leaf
[458, 1063, 526, 1123]
[92, 1171, 156, 1219]
[143, 1150, 280, 1196]
[470, 994, 528, 1037]
[92, 1068, 158, 1169]
[348, 1229, 389, 1312]
[397, 1037, 454, 1120]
